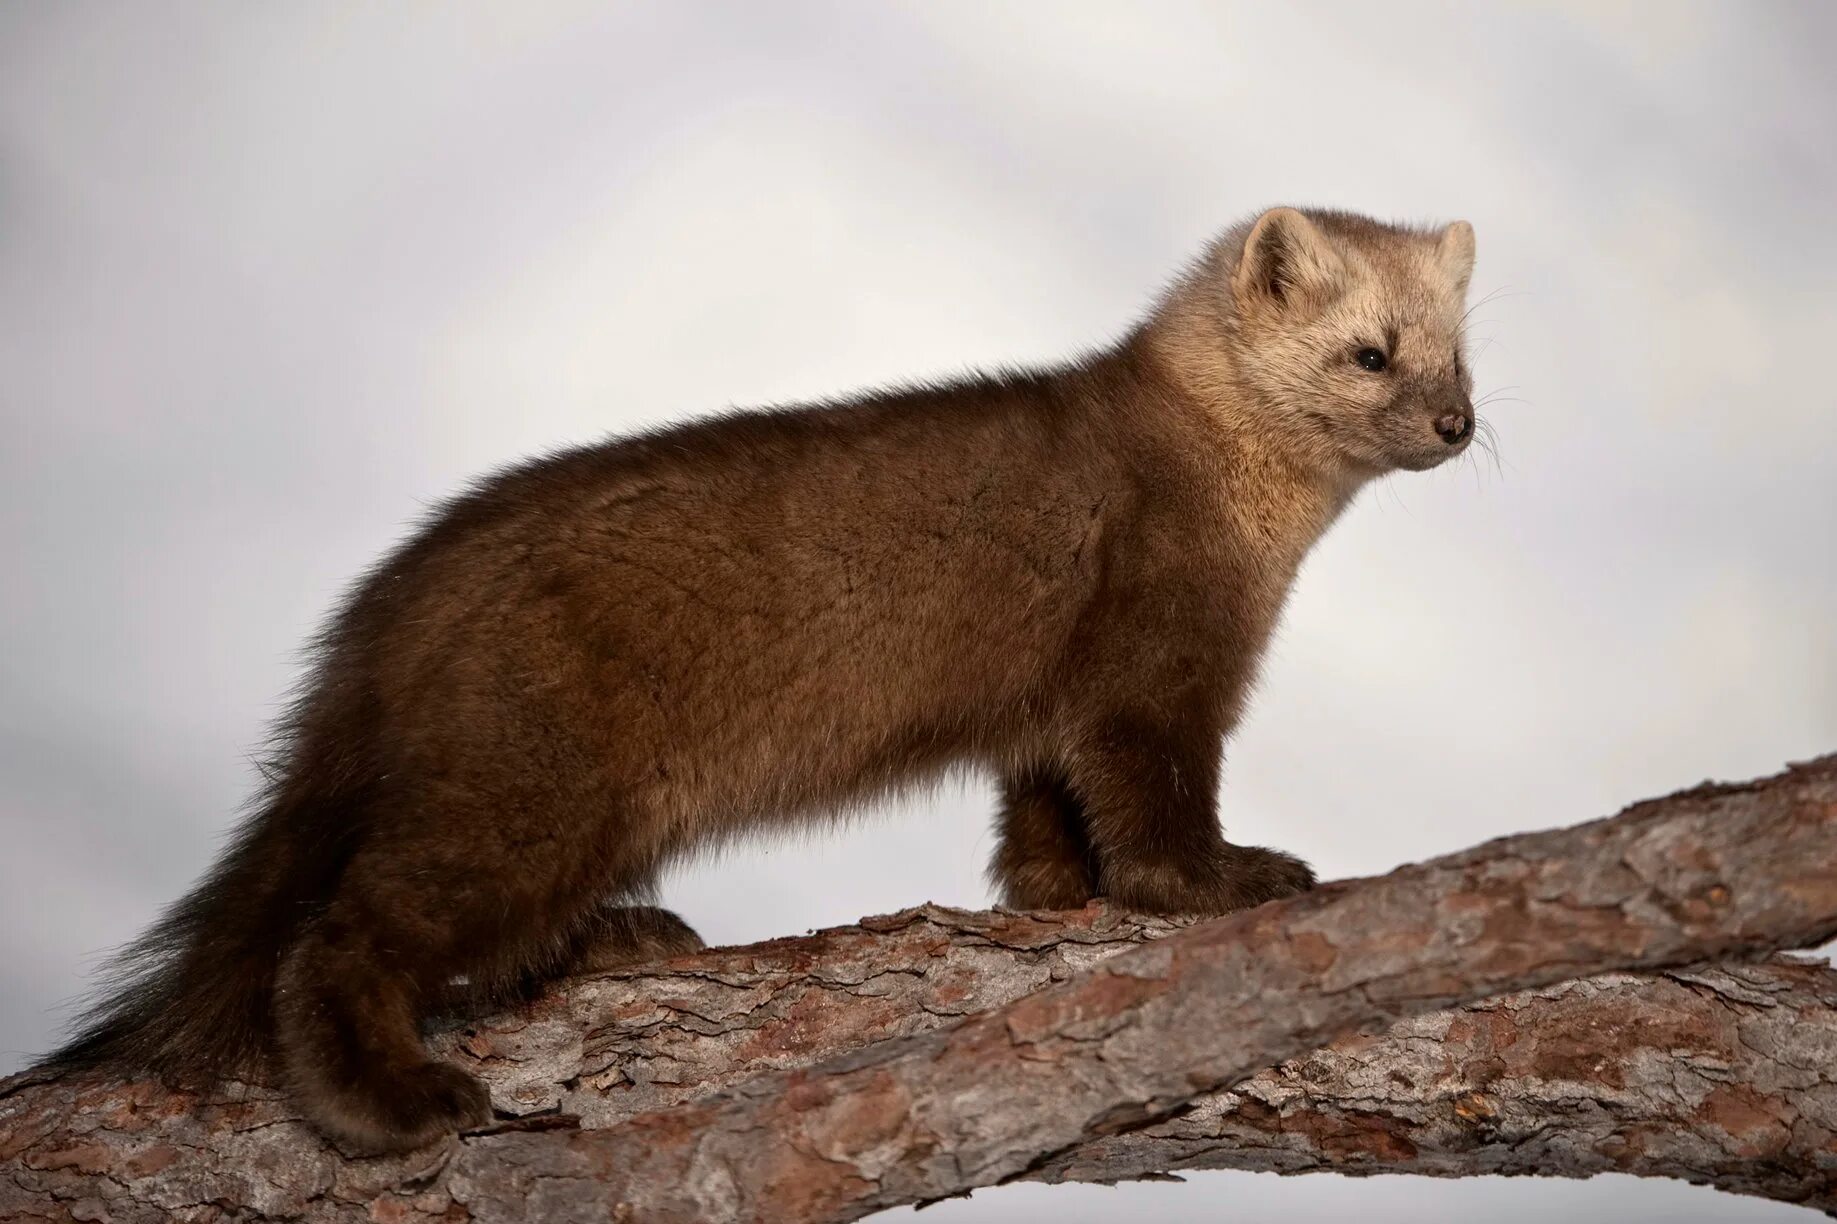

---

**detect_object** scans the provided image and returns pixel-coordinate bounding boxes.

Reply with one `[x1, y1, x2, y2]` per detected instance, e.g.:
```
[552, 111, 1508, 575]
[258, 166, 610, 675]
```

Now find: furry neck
[1135, 300, 1370, 576]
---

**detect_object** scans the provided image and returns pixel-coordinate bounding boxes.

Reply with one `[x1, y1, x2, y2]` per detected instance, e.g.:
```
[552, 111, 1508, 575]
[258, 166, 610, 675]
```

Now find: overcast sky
[3, 3, 1834, 1219]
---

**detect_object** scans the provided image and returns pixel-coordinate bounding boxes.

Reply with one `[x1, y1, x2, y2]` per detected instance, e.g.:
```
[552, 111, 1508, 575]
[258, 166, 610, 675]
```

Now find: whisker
[1472, 435, 1498, 479]
[1473, 388, 1527, 412]
[1472, 418, 1508, 477]
[1460, 286, 1526, 330]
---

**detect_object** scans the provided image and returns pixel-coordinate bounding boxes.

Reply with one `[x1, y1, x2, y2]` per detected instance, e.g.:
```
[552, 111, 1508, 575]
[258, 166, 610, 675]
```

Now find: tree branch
[3, 756, 1835, 1222]
[1033, 958, 1837, 1210]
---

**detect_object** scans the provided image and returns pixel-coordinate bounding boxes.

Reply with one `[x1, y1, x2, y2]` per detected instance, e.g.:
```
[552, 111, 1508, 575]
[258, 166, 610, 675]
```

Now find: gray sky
[2, 2, 1833, 1219]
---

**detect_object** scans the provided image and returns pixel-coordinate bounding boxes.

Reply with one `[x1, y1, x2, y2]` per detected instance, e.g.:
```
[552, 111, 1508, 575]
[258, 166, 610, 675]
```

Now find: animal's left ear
[1437, 221, 1476, 294]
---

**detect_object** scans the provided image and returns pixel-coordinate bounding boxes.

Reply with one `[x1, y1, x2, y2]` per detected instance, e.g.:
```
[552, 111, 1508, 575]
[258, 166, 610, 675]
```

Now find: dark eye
[1354, 347, 1389, 372]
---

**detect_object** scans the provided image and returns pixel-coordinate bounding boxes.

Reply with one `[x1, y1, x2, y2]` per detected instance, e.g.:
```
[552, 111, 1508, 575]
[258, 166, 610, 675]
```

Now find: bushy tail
[42, 782, 352, 1084]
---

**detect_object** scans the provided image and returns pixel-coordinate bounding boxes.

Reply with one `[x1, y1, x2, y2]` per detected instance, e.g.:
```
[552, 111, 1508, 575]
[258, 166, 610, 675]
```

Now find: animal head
[1167, 207, 1480, 476]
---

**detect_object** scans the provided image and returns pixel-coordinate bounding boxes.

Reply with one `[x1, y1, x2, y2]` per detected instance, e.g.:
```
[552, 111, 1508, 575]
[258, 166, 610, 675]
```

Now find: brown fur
[46, 207, 1479, 1151]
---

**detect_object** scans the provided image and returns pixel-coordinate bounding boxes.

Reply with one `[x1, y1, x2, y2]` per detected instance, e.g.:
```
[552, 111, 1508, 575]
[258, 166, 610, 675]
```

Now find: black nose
[1435, 411, 1472, 444]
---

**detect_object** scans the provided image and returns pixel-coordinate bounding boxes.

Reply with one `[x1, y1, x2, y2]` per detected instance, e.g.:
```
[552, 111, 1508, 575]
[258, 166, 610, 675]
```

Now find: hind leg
[273, 819, 637, 1150]
[275, 914, 492, 1151]
[477, 904, 704, 1011]
[563, 903, 705, 975]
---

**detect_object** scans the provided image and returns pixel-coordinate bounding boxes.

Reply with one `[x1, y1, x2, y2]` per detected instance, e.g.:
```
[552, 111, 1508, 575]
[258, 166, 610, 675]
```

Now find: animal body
[49, 206, 1481, 1151]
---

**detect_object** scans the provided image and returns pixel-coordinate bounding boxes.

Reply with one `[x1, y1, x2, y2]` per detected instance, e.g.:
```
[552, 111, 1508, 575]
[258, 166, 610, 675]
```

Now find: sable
[42, 207, 1482, 1151]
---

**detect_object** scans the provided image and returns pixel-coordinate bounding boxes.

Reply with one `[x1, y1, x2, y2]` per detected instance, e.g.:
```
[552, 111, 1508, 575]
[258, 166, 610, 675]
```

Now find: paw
[1216, 843, 1316, 908]
[317, 1060, 492, 1153]
[399, 1061, 494, 1141]
[571, 905, 706, 974]
[1103, 844, 1315, 916]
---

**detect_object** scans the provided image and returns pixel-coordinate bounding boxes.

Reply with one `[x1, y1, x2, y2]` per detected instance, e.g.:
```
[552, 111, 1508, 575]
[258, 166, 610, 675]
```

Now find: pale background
[3, 2, 1834, 1220]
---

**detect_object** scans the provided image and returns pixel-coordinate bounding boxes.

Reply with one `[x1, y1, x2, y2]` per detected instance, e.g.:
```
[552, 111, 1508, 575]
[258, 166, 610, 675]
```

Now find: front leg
[1062, 705, 1314, 914]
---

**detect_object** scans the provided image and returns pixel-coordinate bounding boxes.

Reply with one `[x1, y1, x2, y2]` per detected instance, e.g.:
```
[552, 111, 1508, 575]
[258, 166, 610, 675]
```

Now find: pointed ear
[1437, 220, 1475, 294]
[1231, 207, 1346, 312]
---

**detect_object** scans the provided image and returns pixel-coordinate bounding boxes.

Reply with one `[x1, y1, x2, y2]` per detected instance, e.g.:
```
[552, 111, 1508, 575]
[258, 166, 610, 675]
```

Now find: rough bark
[2, 755, 1834, 1222]
[1036, 958, 1837, 1207]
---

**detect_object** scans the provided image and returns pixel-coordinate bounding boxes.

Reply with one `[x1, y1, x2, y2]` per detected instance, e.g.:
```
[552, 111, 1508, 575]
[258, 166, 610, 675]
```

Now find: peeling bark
[3, 756, 1835, 1222]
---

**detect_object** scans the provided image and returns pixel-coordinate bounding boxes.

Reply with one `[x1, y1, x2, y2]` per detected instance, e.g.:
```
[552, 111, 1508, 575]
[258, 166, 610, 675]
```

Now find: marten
[46, 206, 1481, 1152]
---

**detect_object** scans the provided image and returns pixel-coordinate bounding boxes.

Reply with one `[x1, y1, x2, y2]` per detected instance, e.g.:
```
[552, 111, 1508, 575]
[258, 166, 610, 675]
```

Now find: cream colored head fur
[1151, 207, 1478, 480]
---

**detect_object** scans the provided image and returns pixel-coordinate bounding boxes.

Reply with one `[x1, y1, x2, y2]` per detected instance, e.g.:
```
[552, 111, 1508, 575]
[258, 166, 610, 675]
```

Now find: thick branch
[3, 756, 1835, 1222]
[1034, 958, 1837, 1209]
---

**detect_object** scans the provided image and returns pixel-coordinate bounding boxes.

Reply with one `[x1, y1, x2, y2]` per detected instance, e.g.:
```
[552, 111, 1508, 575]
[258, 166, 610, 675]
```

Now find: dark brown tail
[41, 779, 356, 1085]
